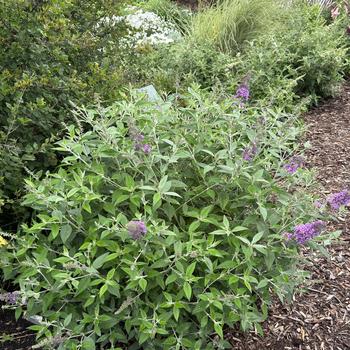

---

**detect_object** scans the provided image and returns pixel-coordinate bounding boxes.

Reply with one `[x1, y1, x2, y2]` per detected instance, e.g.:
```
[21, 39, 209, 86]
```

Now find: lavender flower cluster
[129, 126, 151, 154]
[284, 220, 326, 244]
[242, 142, 258, 162]
[0, 291, 21, 304]
[327, 190, 350, 210]
[235, 84, 250, 101]
[127, 220, 147, 240]
[284, 156, 304, 174]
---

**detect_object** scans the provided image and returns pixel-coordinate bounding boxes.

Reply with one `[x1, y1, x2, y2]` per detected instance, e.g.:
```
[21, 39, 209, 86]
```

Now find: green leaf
[210, 229, 227, 235]
[82, 337, 96, 350]
[189, 221, 201, 233]
[229, 276, 239, 285]
[186, 262, 196, 278]
[252, 232, 264, 244]
[115, 194, 129, 204]
[82, 202, 92, 213]
[165, 274, 178, 285]
[77, 277, 91, 295]
[153, 192, 162, 206]
[67, 187, 80, 198]
[259, 205, 268, 221]
[173, 305, 180, 321]
[92, 252, 110, 269]
[164, 191, 182, 198]
[51, 223, 59, 239]
[64, 314, 72, 327]
[15, 307, 22, 321]
[237, 236, 251, 245]
[214, 322, 223, 339]
[232, 226, 248, 232]
[159, 176, 172, 193]
[125, 174, 135, 190]
[257, 279, 269, 289]
[84, 296, 95, 308]
[183, 282, 192, 300]
[107, 268, 115, 280]
[99, 284, 108, 298]
[60, 224, 72, 244]
[139, 332, 150, 345]
[139, 278, 147, 291]
[207, 249, 224, 257]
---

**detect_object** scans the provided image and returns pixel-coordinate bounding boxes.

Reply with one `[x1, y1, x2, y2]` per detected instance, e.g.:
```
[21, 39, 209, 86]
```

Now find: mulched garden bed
[226, 84, 350, 350]
[1, 85, 350, 349]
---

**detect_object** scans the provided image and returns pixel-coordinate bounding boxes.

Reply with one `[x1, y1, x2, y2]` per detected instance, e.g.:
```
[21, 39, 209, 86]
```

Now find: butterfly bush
[0, 90, 334, 349]
[96, 8, 181, 49]
[0, 291, 21, 304]
[129, 125, 152, 154]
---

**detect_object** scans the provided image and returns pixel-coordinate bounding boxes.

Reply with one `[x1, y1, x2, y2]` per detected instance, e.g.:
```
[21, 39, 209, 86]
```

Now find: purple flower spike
[142, 144, 152, 154]
[235, 84, 250, 101]
[327, 190, 350, 210]
[242, 142, 258, 162]
[285, 220, 326, 245]
[284, 156, 304, 174]
[127, 220, 147, 240]
[0, 291, 21, 305]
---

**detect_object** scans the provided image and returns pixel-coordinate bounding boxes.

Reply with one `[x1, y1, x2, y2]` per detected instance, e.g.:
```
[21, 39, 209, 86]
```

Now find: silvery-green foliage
[1, 88, 327, 349]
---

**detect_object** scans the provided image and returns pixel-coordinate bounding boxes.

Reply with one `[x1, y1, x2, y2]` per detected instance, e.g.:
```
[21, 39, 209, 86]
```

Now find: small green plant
[1, 89, 330, 349]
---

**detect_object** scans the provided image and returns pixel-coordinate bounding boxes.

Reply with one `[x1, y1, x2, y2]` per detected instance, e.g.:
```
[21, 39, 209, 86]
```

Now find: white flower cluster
[96, 8, 182, 49]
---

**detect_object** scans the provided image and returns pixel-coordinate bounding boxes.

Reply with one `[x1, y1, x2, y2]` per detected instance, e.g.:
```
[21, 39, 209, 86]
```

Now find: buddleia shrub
[1, 89, 328, 349]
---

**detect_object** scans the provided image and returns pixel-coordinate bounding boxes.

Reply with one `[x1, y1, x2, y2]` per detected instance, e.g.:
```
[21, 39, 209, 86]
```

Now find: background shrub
[232, 2, 348, 107]
[132, 40, 235, 92]
[0, 0, 127, 220]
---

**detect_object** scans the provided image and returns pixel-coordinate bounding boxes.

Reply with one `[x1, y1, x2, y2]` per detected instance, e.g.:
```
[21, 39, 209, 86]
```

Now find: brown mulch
[227, 85, 350, 350]
[0, 303, 37, 350]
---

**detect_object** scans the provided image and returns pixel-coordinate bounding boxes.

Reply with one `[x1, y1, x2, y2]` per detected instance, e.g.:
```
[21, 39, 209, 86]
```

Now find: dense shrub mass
[0, 0, 350, 349]
[0, 0, 126, 213]
[1, 91, 325, 348]
[235, 4, 349, 106]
